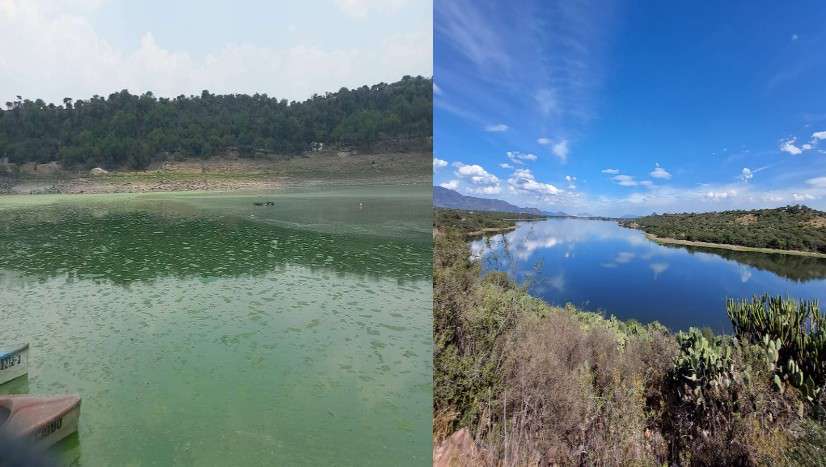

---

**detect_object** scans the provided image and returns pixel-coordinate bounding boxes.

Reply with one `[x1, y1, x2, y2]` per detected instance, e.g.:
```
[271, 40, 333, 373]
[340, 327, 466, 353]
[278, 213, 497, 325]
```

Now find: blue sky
[434, 0, 826, 216]
[0, 0, 431, 104]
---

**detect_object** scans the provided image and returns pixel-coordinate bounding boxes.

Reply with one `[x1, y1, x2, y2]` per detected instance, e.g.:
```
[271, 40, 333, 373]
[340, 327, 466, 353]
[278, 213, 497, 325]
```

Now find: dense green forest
[0, 76, 431, 170]
[623, 205, 826, 253]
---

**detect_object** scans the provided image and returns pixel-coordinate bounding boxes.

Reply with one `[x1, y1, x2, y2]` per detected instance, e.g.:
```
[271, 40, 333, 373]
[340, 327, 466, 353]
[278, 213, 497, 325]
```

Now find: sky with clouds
[0, 0, 431, 104]
[433, 0, 826, 216]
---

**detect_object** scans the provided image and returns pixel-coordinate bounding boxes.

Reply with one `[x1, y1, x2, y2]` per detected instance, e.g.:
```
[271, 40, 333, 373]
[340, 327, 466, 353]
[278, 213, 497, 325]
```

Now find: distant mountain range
[433, 186, 570, 216]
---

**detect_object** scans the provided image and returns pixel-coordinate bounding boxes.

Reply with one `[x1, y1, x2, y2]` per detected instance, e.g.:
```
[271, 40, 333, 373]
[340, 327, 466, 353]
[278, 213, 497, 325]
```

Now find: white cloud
[639, 180, 654, 188]
[552, 139, 569, 162]
[649, 163, 671, 180]
[793, 193, 815, 201]
[806, 176, 826, 188]
[484, 123, 509, 132]
[334, 0, 409, 18]
[469, 185, 502, 195]
[499, 163, 513, 169]
[537, 137, 569, 162]
[565, 175, 576, 190]
[439, 180, 459, 190]
[705, 189, 737, 200]
[615, 252, 635, 264]
[534, 88, 558, 116]
[506, 151, 537, 165]
[508, 168, 562, 196]
[0, 0, 431, 104]
[812, 131, 826, 141]
[612, 174, 637, 187]
[740, 167, 753, 182]
[452, 162, 501, 194]
[454, 162, 499, 184]
[601, 168, 619, 174]
[435, 0, 510, 69]
[439, 179, 459, 190]
[650, 262, 669, 276]
[433, 157, 448, 171]
[780, 138, 803, 155]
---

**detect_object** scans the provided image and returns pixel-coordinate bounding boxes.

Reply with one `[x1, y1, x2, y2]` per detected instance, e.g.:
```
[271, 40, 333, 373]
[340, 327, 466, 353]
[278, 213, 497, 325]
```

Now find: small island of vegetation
[621, 205, 826, 255]
[433, 208, 546, 237]
[434, 209, 826, 466]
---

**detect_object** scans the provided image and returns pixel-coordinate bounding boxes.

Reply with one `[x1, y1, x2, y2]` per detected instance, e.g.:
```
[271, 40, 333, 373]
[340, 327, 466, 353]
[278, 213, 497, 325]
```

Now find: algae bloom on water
[0, 185, 432, 466]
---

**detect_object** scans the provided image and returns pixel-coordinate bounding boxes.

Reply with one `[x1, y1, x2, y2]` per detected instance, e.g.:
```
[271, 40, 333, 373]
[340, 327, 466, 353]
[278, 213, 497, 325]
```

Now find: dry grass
[804, 216, 826, 229]
[492, 312, 657, 465]
[735, 214, 758, 225]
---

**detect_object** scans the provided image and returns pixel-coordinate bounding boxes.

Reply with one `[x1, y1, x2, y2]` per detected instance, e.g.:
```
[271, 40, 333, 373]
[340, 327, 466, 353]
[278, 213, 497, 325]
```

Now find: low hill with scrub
[622, 205, 826, 253]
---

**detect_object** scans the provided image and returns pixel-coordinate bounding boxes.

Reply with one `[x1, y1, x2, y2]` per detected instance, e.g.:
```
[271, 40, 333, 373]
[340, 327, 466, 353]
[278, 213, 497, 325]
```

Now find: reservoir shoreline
[0, 152, 431, 196]
[644, 233, 826, 258]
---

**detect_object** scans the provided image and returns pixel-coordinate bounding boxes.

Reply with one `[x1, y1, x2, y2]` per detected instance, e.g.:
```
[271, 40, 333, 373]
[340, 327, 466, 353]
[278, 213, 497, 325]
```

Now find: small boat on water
[0, 344, 29, 385]
[0, 395, 81, 448]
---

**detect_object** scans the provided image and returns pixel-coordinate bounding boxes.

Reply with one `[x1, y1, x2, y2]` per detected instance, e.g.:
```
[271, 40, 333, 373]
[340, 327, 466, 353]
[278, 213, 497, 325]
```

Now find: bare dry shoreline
[0, 151, 431, 196]
[645, 233, 826, 258]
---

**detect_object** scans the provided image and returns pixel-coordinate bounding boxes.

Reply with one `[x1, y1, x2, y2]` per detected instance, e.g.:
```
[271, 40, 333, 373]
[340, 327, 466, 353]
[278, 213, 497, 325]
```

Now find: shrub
[494, 312, 662, 465]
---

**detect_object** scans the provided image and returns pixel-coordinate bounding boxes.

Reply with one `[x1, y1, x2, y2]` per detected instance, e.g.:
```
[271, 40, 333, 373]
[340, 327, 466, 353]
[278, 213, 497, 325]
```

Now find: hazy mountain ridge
[433, 186, 569, 216]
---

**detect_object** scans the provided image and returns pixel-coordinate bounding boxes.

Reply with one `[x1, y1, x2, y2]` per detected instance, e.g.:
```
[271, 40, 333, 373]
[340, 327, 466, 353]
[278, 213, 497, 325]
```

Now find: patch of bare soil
[734, 214, 758, 225]
[433, 429, 484, 467]
[804, 216, 826, 228]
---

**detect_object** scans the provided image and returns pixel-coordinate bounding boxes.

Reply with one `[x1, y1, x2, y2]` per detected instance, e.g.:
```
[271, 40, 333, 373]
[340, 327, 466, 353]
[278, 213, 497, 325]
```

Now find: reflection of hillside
[672, 244, 826, 282]
[0, 207, 430, 285]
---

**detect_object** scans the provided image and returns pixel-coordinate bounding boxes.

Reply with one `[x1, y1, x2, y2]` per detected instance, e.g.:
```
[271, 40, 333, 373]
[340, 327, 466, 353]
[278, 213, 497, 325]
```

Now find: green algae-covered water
[0, 184, 432, 466]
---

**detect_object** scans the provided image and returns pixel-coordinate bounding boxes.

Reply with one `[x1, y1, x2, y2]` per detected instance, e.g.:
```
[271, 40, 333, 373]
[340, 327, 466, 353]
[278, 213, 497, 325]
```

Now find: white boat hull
[0, 344, 28, 385]
[33, 402, 80, 448]
[0, 394, 82, 449]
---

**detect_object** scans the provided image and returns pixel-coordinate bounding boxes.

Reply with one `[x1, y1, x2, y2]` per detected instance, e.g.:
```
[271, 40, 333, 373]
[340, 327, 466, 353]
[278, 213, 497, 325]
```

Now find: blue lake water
[471, 218, 826, 333]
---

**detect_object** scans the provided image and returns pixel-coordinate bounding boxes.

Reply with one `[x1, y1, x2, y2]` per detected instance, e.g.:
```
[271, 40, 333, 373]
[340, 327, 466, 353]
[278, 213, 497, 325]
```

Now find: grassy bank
[434, 210, 826, 465]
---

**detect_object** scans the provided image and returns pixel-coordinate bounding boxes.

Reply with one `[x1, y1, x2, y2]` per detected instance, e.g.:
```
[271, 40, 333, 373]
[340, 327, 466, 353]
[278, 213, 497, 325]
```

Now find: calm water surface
[0, 184, 431, 466]
[471, 218, 826, 332]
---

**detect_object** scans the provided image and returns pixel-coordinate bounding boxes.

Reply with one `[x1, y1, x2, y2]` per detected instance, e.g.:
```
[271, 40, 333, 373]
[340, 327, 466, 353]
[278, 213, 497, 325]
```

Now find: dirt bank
[0, 151, 431, 195]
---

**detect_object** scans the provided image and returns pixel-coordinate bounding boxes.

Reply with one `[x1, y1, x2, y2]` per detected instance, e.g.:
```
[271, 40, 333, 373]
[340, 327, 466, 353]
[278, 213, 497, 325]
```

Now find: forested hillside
[0, 76, 431, 170]
[623, 205, 826, 253]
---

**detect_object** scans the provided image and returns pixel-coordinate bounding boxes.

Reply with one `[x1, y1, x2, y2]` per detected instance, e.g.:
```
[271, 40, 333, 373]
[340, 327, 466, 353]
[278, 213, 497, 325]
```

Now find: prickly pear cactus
[727, 295, 826, 400]
[673, 328, 735, 404]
